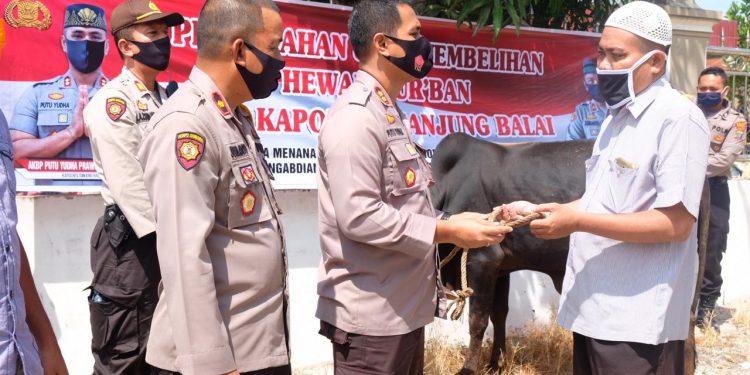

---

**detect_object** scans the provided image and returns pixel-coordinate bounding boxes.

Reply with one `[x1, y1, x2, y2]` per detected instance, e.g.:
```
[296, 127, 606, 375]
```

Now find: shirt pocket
[604, 157, 640, 213]
[386, 140, 426, 196]
[227, 158, 273, 229]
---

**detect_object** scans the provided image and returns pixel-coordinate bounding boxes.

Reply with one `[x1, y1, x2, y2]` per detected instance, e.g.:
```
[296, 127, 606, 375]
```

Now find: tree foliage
[305, 0, 629, 40]
[727, 0, 750, 49]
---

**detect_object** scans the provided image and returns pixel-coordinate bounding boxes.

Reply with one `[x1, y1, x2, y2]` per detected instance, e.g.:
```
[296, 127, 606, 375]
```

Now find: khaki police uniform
[699, 101, 747, 311]
[316, 70, 445, 374]
[84, 66, 165, 374]
[139, 67, 289, 375]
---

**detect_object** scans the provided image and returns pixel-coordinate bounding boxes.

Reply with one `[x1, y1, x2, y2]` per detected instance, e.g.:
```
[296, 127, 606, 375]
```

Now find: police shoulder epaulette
[348, 84, 372, 107]
[32, 76, 60, 87]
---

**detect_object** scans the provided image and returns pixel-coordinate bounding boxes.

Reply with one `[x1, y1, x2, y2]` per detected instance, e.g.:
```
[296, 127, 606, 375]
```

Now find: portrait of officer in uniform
[9, 3, 108, 185]
[83, 0, 184, 373]
[695, 66, 747, 329]
[316, 1, 512, 373]
[139, 0, 291, 374]
[566, 57, 607, 140]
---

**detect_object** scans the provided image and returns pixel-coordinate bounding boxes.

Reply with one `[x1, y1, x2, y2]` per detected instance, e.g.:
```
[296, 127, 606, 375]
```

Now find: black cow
[430, 133, 593, 374]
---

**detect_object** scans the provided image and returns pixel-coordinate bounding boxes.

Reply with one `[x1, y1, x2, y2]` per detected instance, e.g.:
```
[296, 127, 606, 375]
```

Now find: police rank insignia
[240, 164, 257, 184]
[213, 92, 231, 117]
[404, 167, 416, 188]
[375, 87, 390, 106]
[4, 0, 52, 30]
[175, 132, 205, 170]
[106, 97, 126, 121]
[241, 191, 257, 216]
[48, 93, 63, 100]
[135, 81, 147, 92]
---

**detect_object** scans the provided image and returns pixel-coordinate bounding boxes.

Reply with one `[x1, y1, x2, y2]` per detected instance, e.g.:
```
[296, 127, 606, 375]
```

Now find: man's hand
[70, 85, 89, 139]
[437, 216, 512, 249]
[222, 371, 241, 375]
[39, 344, 68, 375]
[529, 202, 580, 240]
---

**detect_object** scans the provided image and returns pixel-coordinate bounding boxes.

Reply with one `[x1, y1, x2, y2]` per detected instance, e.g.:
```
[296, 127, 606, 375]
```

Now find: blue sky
[696, 0, 735, 14]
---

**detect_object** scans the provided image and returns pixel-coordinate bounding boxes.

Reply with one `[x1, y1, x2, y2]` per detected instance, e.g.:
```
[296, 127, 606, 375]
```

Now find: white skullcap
[605, 1, 672, 46]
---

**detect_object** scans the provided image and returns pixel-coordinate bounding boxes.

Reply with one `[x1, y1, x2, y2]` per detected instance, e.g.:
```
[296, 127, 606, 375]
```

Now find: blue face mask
[697, 92, 723, 109]
[65, 39, 105, 74]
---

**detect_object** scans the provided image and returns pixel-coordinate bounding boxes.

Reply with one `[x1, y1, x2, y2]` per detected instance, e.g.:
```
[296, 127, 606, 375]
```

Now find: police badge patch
[106, 97, 126, 121]
[175, 132, 205, 170]
[404, 167, 416, 188]
[241, 191, 257, 216]
[240, 164, 257, 184]
[736, 121, 747, 141]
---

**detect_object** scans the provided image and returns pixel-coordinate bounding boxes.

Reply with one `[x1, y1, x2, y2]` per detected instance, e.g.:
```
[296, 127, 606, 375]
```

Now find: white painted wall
[16, 182, 750, 373]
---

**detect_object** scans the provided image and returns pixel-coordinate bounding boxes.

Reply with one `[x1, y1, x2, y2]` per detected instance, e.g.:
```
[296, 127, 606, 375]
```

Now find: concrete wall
[17, 182, 750, 373]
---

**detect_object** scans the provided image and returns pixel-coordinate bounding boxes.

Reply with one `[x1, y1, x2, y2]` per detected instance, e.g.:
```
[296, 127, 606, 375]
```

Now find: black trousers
[150, 365, 292, 375]
[700, 176, 730, 300]
[573, 333, 684, 375]
[319, 321, 424, 375]
[89, 215, 161, 375]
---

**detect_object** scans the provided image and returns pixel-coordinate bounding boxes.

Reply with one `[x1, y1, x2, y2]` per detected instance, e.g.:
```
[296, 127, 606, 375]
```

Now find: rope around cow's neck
[441, 206, 543, 321]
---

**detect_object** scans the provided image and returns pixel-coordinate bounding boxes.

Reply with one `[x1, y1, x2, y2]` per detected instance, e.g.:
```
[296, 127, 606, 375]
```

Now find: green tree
[305, 0, 629, 40]
[727, 0, 749, 48]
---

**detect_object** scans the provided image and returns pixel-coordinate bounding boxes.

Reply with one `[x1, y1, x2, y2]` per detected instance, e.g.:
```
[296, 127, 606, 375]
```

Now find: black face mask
[384, 35, 433, 79]
[128, 37, 172, 71]
[236, 42, 286, 100]
[66, 39, 105, 74]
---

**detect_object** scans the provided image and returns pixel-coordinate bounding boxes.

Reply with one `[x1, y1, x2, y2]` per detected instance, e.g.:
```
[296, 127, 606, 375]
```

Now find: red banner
[0, 0, 600, 190]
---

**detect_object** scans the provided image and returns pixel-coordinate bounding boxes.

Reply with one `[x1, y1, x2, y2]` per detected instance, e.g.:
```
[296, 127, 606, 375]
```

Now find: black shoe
[696, 296, 718, 328]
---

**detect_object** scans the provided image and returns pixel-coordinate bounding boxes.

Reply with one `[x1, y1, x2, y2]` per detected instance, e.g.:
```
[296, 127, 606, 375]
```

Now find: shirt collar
[59, 69, 108, 89]
[189, 66, 234, 120]
[624, 75, 669, 120]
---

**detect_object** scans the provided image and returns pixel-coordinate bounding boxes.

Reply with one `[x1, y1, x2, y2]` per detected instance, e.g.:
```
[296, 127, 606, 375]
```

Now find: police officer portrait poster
[0, 0, 600, 192]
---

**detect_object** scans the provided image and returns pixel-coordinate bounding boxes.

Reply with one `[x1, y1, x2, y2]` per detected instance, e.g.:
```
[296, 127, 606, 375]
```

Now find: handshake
[435, 200, 543, 249]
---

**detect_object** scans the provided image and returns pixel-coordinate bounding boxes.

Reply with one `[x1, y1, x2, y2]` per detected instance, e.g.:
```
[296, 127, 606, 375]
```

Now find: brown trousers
[573, 332, 685, 375]
[319, 321, 425, 375]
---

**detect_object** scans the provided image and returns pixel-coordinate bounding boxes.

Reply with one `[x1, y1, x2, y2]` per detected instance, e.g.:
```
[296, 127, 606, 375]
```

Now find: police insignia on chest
[137, 100, 148, 111]
[48, 93, 64, 100]
[386, 114, 396, 124]
[404, 167, 416, 188]
[241, 191, 257, 216]
[239, 164, 257, 184]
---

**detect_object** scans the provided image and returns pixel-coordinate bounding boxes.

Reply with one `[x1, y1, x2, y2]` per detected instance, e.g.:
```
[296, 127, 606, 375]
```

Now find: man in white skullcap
[519, 1, 710, 373]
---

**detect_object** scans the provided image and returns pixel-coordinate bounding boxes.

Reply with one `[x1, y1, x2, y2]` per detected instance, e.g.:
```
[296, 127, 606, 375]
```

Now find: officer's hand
[70, 85, 89, 138]
[221, 371, 241, 375]
[447, 217, 512, 249]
